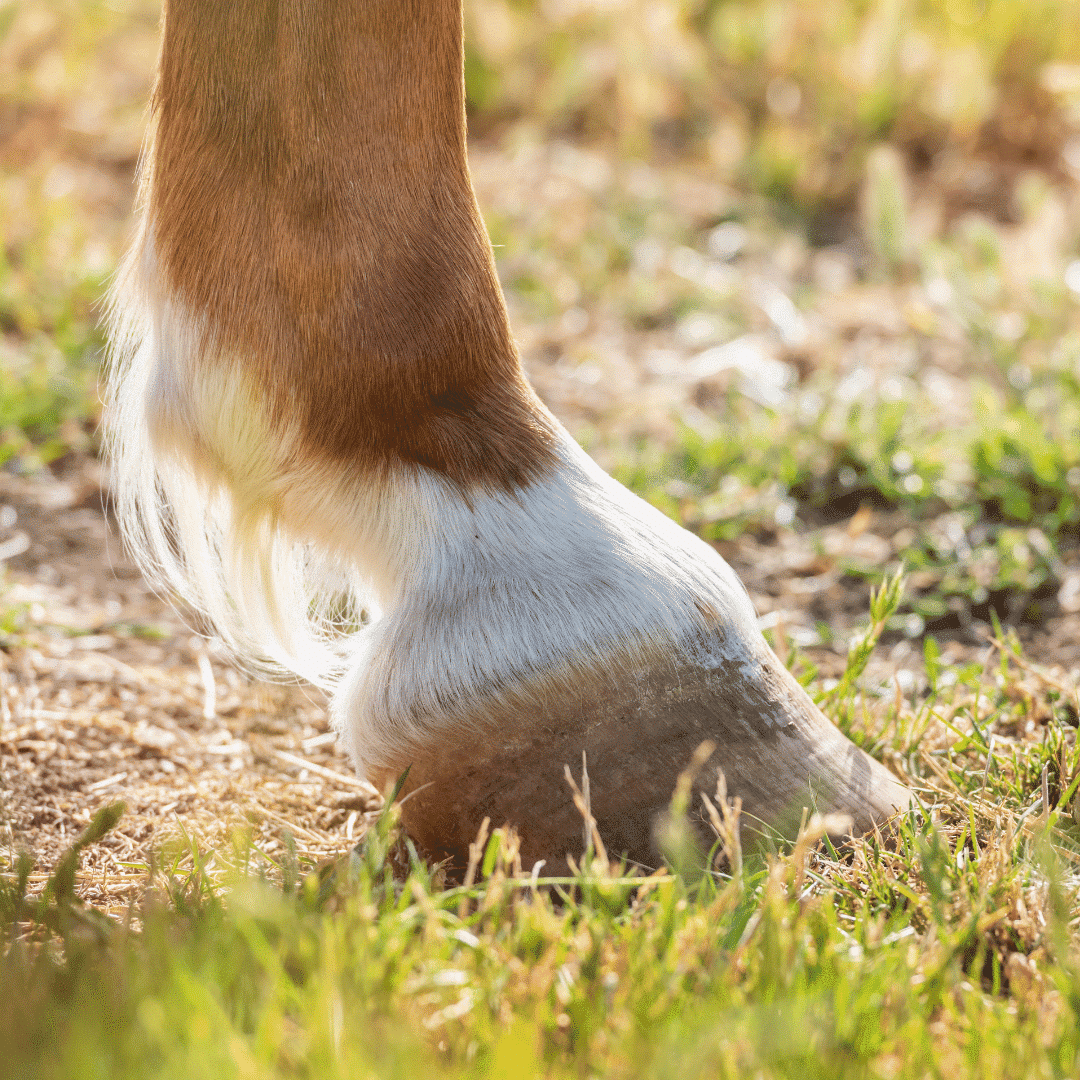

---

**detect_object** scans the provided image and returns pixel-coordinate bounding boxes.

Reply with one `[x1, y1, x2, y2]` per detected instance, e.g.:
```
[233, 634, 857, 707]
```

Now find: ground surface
[3, 133, 1080, 898]
[0, 457, 383, 910]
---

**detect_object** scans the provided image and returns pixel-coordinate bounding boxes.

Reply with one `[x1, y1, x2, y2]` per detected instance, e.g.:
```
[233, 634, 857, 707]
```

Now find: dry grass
[0, 460, 383, 915]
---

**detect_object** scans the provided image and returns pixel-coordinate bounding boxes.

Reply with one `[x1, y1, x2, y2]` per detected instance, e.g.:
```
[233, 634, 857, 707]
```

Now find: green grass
[5, 613, 1080, 1080]
[464, 0, 1080, 213]
[5, 581, 1080, 1077]
[0, 197, 107, 465]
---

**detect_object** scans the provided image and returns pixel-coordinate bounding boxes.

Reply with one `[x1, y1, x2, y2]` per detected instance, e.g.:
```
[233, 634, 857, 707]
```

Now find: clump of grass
[616, 345, 1080, 635]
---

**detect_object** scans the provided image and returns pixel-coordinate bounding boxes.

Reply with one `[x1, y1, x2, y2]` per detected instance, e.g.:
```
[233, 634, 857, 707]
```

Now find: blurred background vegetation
[1, 0, 1080, 644]
[465, 0, 1080, 210]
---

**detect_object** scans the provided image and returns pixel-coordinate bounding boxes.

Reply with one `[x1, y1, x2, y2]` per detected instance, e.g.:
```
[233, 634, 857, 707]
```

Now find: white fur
[333, 436, 771, 773]
[107, 243, 767, 778]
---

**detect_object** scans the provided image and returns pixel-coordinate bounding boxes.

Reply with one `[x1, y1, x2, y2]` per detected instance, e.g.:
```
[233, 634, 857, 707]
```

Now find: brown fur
[146, 0, 556, 488]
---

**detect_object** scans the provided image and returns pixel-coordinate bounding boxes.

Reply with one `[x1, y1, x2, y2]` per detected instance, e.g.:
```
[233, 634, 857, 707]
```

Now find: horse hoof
[369, 639, 911, 875]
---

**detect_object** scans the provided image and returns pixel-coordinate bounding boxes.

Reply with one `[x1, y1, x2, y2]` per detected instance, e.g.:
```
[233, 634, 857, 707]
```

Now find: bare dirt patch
[0, 458, 382, 913]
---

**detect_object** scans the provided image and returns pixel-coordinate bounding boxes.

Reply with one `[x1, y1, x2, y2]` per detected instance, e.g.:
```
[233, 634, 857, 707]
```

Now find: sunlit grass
[5, 602, 1080, 1078]
[466, 0, 1080, 212]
